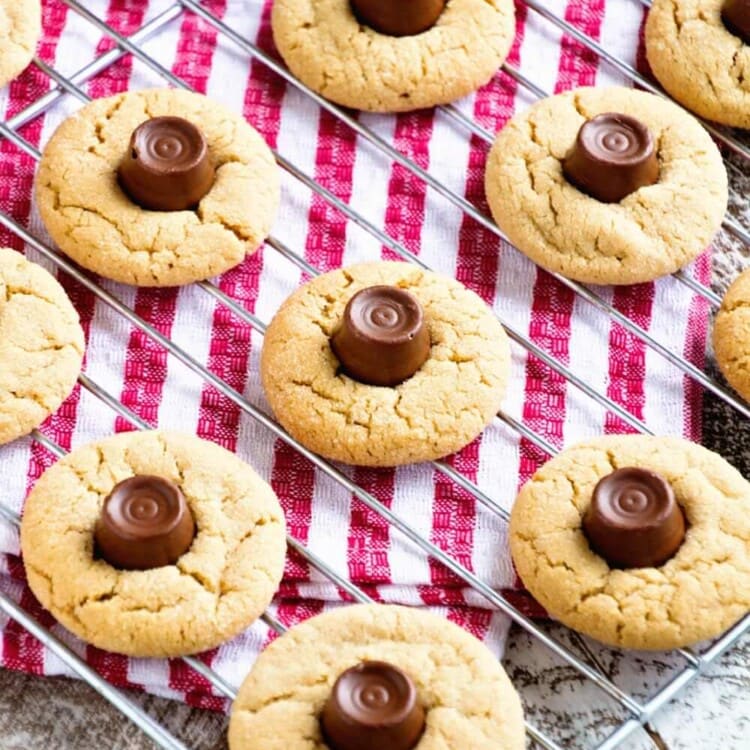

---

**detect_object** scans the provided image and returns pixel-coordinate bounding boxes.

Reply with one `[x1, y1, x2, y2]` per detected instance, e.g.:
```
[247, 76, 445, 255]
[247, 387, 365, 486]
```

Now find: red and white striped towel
[0, 0, 710, 709]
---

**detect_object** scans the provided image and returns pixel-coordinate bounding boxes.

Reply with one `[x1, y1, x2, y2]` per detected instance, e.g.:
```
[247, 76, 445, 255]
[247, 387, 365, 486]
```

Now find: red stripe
[635, 2, 706, 443]
[380, 110, 435, 593]
[266, 58, 359, 584]
[682, 253, 711, 441]
[0, 0, 70, 680]
[604, 284, 653, 433]
[602, 7, 658, 436]
[244, 0, 311, 594]
[262, 600, 325, 649]
[446, 605, 492, 641]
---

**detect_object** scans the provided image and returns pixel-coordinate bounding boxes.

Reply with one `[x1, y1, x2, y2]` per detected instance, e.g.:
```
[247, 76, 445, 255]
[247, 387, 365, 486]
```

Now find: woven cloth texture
[0, 0, 712, 709]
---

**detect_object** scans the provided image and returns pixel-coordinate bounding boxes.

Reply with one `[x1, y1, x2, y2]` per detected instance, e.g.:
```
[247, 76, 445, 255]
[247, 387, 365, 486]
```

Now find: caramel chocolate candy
[583, 467, 686, 569]
[722, 0, 750, 44]
[95, 475, 195, 570]
[563, 113, 660, 203]
[351, 0, 445, 37]
[331, 286, 430, 387]
[321, 661, 426, 750]
[118, 116, 215, 211]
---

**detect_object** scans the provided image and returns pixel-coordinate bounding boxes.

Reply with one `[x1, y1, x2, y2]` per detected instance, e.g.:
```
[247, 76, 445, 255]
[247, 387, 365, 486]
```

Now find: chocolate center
[330, 285, 430, 387]
[95, 475, 196, 570]
[563, 113, 660, 203]
[722, 0, 750, 43]
[118, 116, 215, 211]
[583, 467, 686, 569]
[350, 0, 446, 37]
[321, 661, 426, 750]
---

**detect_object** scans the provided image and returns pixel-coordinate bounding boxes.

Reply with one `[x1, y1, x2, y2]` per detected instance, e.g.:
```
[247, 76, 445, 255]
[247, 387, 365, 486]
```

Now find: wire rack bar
[0, 2, 744, 748]
[48, 0, 750, 503]
[6, 6, 182, 131]
[0, 409, 378, 734]
[1, 0, 738, 432]
[0, 590, 189, 750]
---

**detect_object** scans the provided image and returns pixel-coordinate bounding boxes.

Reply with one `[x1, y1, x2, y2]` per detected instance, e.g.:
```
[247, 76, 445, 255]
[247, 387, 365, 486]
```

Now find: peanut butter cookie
[271, 0, 515, 112]
[0, 0, 40, 88]
[21, 431, 287, 658]
[714, 267, 750, 402]
[485, 87, 728, 285]
[0, 247, 84, 445]
[228, 604, 525, 750]
[260, 262, 510, 467]
[646, 0, 750, 129]
[35, 89, 280, 287]
[510, 435, 750, 650]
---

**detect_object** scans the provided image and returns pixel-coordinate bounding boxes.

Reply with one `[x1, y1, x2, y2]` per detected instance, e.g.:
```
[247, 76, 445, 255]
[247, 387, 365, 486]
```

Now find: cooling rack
[0, 1, 747, 748]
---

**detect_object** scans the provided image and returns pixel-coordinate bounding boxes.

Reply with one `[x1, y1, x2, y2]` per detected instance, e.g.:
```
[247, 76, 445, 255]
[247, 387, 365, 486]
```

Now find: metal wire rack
[0, 1, 747, 748]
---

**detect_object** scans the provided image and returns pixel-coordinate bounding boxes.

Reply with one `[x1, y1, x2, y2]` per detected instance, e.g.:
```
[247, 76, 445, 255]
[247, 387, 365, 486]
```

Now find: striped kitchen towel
[0, 0, 710, 708]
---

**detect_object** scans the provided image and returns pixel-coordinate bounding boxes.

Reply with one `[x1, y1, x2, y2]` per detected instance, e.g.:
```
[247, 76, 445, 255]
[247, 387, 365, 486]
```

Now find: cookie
[20, 431, 287, 658]
[645, 0, 750, 129]
[509, 434, 750, 650]
[0, 0, 40, 88]
[713, 267, 750, 402]
[484, 86, 728, 285]
[35, 88, 280, 287]
[271, 0, 516, 113]
[0, 247, 85, 446]
[228, 604, 526, 750]
[260, 262, 511, 467]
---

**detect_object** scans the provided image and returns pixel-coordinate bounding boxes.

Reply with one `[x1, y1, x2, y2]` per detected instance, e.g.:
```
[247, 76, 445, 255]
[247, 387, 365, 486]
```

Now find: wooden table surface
[1, 138, 748, 750]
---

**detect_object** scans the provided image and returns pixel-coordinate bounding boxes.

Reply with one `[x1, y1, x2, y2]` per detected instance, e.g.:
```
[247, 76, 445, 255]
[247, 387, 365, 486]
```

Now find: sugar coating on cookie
[35, 89, 280, 287]
[271, 0, 516, 112]
[228, 604, 526, 750]
[646, 0, 750, 129]
[509, 434, 750, 650]
[0, 248, 84, 445]
[20, 431, 287, 658]
[714, 267, 750, 402]
[0, 0, 40, 88]
[485, 86, 728, 285]
[260, 262, 511, 467]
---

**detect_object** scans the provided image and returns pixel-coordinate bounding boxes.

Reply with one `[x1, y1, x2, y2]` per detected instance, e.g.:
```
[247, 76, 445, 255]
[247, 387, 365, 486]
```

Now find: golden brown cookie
[714, 267, 750, 401]
[645, 0, 750, 129]
[0, 0, 40, 88]
[509, 435, 750, 650]
[20, 431, 287, 658]
[260, 262, 511, 467]
[228, 604, 526, 750]
[271, 0, 516, 112]
[0, 247, 85, 446]
[35, 89, 280, 287]
[484, 86, 728, 285]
